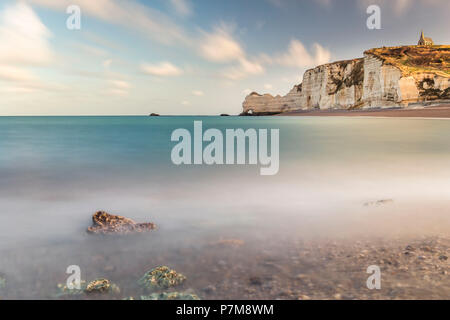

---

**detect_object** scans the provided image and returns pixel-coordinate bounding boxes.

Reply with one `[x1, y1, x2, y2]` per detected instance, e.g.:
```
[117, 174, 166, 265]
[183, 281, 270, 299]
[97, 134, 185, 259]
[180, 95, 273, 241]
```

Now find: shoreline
[277, 104, 450, 118]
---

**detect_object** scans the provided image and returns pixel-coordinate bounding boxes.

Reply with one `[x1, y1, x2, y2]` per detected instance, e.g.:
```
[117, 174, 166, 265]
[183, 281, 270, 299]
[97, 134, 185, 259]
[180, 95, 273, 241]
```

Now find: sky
[0, 0, 449, 116]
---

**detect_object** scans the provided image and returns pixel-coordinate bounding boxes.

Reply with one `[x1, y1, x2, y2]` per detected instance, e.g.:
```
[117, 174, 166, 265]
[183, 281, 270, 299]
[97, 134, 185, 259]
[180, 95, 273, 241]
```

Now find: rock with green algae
[138, 266, 186, 290]
[85, 278, 120, 295]
[141, 292, 200, 300]
[56, 278, 120, 297]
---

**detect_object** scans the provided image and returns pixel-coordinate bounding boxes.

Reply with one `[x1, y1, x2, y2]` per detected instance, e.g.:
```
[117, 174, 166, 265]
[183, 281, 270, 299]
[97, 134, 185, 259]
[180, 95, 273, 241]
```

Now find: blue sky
[0, 0, 449, 115]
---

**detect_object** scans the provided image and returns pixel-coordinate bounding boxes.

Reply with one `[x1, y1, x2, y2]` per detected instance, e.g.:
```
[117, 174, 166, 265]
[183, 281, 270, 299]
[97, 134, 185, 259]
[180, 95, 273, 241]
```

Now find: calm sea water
[1, 116, 450, 298]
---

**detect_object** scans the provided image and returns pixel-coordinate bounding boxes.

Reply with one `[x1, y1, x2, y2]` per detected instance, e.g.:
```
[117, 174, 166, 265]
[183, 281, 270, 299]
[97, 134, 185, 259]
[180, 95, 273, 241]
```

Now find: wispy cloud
[199, 25, 265, 80]
[357, 0, 449, 16]
[140, 62, 183, 77]
[199, 25, 245, 63]
[104, 79, 131, 96]
[192, 90, 204, 96]
[169, 0, 193, 17]
[0, 2, 61, 93]
[0, 2, 53, 65]
[272, 39, 331, 68]
[28, 0, 190, 46]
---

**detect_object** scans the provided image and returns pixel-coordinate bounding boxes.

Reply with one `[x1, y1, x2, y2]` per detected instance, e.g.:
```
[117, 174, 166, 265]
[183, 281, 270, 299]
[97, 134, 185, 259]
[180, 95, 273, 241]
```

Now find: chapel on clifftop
[418, 31, 434, 46]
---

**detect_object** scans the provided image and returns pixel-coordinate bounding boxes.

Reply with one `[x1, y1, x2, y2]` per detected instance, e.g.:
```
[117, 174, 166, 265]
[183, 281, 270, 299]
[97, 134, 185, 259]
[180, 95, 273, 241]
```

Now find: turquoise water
[1, 116, 450, 298]
[2, 116, 450, 242]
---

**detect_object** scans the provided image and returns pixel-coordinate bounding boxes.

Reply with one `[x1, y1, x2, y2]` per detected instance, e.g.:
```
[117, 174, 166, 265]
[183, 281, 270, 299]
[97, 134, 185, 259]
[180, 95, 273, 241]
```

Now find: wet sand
[279, 104, 450, 118]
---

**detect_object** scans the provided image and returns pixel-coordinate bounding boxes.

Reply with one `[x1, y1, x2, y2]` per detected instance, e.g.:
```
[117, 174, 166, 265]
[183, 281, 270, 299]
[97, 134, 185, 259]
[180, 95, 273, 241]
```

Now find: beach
[279, 104, 450, 118]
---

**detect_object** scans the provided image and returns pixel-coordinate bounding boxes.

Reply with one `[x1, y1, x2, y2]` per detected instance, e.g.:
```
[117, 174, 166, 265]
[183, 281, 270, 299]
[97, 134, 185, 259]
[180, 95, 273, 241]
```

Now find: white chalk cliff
[243, 45, 450, 114]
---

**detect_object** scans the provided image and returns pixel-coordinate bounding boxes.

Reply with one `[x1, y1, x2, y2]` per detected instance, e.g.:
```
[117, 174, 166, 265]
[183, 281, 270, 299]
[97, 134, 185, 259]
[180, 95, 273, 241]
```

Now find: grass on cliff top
[365, 45, 450, 78]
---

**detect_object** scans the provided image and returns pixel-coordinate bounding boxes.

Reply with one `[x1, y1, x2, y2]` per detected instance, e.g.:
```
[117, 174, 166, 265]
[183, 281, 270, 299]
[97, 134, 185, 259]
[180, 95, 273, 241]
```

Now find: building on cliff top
[418, 31, 434, 46]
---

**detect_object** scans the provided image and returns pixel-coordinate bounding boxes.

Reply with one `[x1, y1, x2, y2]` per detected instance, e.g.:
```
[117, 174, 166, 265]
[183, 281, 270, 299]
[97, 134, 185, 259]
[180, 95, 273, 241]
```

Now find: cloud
[141, 62, 183, 77]
[28, 0, 190, 46]
[192, 90, 204, 96]
[103, 59, 113, 68]
[221, 57, 264, 80]
[199, 26, 245, 63]
[72, 42, 109, 57]
[0, 3, 61, 93]
[104, 79, 131, 96]
[357, 0, 449, 16]
[199, 25, 265, 80]
[0, 64, 63, 92]
[0, 65, 39, 83]
[169, 0, 192, 17]
[0, 2, 53, 65]
[274, 39, 331, 68]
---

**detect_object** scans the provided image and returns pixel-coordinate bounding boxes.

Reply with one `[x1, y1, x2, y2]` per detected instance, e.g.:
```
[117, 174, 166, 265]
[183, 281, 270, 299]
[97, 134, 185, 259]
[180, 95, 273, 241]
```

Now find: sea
[1, 116, 449, 299]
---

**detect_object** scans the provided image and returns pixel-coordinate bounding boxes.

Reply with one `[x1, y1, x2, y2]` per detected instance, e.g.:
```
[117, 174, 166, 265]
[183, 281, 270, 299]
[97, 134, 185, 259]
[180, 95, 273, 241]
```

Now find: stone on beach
[138, 266, 186, 290]
[87, 211, 156, 235]
[56, 278, 120, 297]
[85, 278, 120, 295]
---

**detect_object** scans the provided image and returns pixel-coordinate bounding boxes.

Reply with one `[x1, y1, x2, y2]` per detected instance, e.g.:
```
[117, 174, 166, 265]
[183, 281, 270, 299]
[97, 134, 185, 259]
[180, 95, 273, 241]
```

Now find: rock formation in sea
[87, 211, 156, 235]
[242, 44, 450, 115]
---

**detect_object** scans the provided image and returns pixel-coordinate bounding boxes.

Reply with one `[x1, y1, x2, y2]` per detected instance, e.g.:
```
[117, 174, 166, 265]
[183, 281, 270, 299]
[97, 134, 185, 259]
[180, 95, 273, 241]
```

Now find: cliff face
[242, 46, 450, 114]
[242, 85, 303, 114]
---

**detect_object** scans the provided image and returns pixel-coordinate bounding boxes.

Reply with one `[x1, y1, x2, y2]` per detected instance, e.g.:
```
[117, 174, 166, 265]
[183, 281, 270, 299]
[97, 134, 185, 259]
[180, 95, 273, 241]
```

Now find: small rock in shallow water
[56, 278, 120, 297]
[140, 292, 200, 300]
[87, 211, 156, 235]
[249, 276, 263, 286]
[86, 278, 112, 294]
[138, 266, 186, 290]
[202, 285, 216, 294]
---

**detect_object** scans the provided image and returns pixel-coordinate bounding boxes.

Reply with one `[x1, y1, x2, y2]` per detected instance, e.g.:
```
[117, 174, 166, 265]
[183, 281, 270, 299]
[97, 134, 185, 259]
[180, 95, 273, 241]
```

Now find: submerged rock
[56, 278, 120, 297]
[87, 211, 156, 235]
[85, 278, 120, 295]
[138, 266, 186, 290]
[140, 292, 200, 300]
